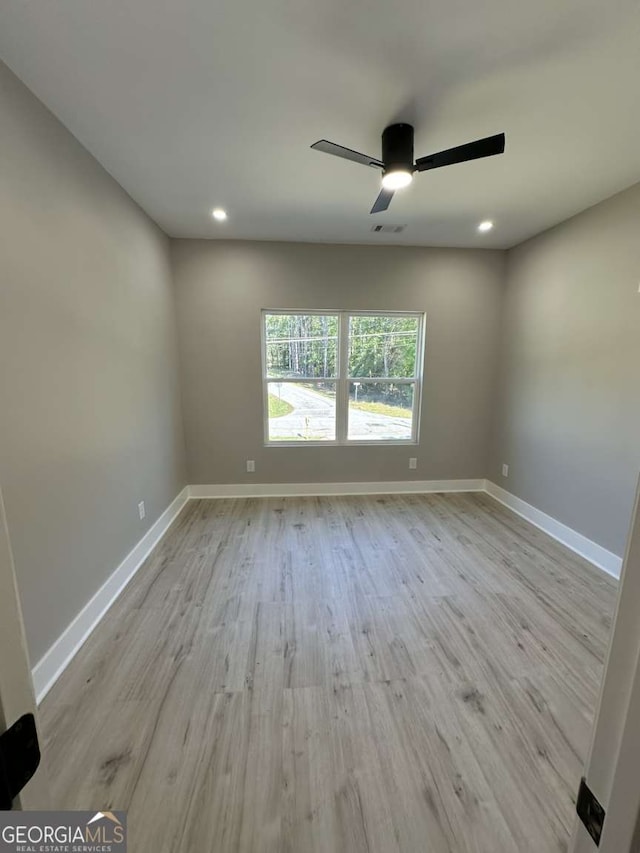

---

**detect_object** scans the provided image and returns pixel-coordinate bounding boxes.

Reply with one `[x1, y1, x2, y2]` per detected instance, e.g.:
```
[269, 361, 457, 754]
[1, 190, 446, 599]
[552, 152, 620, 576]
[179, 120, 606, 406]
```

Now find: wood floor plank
[39, 493, 618, 852]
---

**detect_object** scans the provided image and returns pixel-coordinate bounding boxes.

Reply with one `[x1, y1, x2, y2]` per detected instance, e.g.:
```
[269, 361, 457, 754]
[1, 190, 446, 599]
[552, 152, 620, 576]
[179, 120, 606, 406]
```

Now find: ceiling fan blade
[311, 140, 383, 169]
[370, 187, 395, 214]
[415, 133, 505, 172]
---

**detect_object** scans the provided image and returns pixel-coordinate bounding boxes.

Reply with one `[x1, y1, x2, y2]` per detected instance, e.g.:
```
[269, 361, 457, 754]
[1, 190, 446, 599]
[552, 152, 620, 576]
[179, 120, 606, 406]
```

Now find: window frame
[262, 309, 426, 447]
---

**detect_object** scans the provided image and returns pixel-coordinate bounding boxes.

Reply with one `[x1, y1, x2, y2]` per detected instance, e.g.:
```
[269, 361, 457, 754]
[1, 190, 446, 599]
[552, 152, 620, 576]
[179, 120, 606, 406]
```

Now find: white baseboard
[484, 480, 622, 579]
[32, 486, 190, 703]
[188, 479, 486, 499]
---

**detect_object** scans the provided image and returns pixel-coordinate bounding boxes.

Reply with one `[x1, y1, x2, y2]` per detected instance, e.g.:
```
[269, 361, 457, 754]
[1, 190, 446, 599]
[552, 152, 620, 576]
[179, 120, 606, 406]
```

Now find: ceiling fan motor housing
[382, 123, 414, 175]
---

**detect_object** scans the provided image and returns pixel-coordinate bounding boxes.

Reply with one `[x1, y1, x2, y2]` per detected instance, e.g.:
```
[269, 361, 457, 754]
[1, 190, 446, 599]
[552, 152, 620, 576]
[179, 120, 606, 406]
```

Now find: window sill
[264, 440, 419, 448]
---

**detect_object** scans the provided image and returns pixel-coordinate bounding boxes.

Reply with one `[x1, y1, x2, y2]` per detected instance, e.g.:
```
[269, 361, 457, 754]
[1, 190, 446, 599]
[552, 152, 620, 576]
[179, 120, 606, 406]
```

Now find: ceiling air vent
[370, 224, 406, 234]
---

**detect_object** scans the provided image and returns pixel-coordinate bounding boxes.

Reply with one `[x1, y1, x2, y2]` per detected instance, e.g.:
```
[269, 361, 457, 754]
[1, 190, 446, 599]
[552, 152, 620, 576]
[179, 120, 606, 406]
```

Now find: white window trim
[262, 309, 426, 447]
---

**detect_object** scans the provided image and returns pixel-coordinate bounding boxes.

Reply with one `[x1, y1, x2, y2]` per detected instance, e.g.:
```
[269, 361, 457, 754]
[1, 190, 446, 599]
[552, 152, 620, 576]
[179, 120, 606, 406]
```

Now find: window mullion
[336, 313, 350, 443]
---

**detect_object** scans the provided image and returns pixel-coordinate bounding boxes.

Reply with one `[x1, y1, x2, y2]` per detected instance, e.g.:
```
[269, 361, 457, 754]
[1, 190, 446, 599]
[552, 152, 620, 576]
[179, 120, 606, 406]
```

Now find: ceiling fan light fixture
[381, 169, 413, 190]
[311, 125, 505, 215]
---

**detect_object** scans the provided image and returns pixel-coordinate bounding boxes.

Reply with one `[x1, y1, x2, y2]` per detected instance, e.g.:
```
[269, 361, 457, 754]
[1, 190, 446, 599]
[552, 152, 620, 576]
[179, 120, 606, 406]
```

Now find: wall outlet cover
[502, 464, 509, 478]
[409, 458, 418, 470]
[138, 500, 146, 520]
[246, 460, 256, 473]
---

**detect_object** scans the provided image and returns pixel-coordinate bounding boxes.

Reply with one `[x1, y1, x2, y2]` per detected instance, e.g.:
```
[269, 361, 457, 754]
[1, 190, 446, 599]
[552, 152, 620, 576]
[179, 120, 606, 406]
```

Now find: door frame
[0, 485, 49, 809]
[571, 475, 640, 852]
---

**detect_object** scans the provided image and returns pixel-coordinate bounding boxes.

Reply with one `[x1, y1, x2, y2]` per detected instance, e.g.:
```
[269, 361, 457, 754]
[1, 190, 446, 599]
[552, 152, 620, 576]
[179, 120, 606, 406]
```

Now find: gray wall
[171, 239, 505, 485]
[0, 61, 187, 664]
[491, 183, 640, 557]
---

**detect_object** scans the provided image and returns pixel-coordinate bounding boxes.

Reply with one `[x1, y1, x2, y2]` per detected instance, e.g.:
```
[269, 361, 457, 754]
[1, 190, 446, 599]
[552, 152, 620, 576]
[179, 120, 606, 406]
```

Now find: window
[262, 311, 425, 445]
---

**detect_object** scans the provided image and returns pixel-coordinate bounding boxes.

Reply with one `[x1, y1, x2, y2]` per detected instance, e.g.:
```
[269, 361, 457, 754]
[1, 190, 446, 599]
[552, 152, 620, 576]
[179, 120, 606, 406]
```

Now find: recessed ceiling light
[478, 220, 494, 233]
[211, 208, 227, 221]
[381, 170, 413, 190]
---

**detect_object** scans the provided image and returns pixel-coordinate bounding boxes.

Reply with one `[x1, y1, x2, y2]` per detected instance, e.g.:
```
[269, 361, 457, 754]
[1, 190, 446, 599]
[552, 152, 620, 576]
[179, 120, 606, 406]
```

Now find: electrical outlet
[502, 463, 509, 478]
[409, 457, 417, 470]
[246, 460, 256, 473]
[138, 500, 146, 520]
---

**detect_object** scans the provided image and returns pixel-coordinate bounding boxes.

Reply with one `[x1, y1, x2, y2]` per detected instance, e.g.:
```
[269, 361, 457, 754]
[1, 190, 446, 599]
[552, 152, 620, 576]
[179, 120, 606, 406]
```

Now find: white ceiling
[1, 0, 639, 248]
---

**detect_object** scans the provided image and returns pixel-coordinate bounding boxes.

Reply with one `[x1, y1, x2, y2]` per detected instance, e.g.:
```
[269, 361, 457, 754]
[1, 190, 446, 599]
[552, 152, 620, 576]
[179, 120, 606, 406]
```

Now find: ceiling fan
[311, 123, 505, 214]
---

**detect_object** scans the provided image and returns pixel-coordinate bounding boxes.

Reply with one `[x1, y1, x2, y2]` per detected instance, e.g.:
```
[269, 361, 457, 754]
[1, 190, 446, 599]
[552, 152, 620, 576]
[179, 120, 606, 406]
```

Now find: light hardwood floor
[40, 493, 617, 852]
